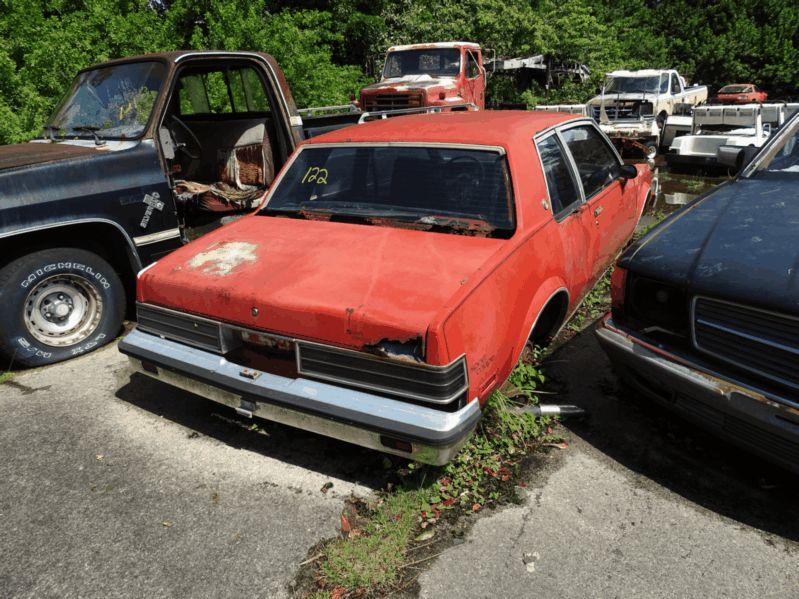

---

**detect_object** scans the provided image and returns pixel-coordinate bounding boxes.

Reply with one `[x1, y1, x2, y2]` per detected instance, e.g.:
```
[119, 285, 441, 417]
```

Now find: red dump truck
[360, 42, 488, 111]
[358, 42, 590, 113]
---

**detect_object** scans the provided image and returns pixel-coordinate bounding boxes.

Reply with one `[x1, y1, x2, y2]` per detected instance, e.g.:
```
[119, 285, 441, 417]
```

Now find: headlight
[628, 276, 689, 333]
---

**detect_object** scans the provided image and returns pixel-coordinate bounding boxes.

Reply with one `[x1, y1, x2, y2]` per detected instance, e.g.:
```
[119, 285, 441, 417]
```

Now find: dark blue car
[598, 112, 799, 473]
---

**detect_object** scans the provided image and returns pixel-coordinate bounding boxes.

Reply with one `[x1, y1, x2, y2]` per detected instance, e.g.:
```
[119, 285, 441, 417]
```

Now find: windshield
[745, 114, 799, 178]
[719, 85, 751, 94]
[604, 75, 666, 94]
[47, 61, 164, 139]
[383, 49, 461, 79]
[261, 145, 515, 236]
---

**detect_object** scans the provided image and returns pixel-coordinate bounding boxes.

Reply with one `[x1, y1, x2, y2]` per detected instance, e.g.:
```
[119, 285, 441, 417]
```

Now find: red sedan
[714, 83, 768, 104]
[120, 111, 652, 464]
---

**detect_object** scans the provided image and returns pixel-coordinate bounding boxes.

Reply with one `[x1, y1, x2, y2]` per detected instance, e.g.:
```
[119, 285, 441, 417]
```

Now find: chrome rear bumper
[119, 328, 480, 465]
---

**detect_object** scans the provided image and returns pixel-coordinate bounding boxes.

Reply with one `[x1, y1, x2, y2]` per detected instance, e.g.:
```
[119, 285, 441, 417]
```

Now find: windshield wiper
[73, 126, 107, 146]
[414, 215, 496, 235]
[42, 124, 60, 142]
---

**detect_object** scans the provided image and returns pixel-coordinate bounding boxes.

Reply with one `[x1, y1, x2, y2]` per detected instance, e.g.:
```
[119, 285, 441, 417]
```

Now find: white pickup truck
[586, 69, 707, 156]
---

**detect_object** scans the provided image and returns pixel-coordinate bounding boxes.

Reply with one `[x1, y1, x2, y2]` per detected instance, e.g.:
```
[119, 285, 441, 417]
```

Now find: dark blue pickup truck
[0, 51, 363, 367]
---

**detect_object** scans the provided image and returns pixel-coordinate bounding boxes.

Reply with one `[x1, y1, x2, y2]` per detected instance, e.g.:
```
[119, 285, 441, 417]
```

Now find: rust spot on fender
[186, 241, 258, 277]
[362, 336, 425, 363]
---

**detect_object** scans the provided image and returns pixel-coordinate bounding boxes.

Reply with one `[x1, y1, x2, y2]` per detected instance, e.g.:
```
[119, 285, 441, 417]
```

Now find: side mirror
[618, 164, 638, 180]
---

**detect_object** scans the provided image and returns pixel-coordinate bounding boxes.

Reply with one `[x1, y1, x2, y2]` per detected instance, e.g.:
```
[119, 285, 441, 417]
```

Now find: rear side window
[560, 125, 620, 198]
[177, 66, 271, 116]
[537, 135, 580, 215]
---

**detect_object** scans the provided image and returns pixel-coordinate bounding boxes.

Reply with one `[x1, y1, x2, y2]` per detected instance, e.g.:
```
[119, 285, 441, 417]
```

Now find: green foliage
[0, 0, 796, 144]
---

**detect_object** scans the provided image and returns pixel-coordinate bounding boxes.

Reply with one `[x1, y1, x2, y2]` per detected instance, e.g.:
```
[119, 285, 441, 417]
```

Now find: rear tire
[0, 248, 125, 367]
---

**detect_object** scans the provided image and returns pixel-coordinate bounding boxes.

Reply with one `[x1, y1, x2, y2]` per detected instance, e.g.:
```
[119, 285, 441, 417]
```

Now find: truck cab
[0, 51, 312, 367]
[585, 69, 708, 156]
[359, 42, 486, 112]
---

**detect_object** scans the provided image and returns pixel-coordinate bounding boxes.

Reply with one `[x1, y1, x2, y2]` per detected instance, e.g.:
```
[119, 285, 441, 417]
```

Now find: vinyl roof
[305, 110, 580, 149]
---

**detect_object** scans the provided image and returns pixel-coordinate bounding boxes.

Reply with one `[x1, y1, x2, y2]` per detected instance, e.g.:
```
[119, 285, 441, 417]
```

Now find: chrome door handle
[594, 206, 604, 217]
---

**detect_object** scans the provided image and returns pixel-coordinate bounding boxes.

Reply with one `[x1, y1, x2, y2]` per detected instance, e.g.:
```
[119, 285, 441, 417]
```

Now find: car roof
[79, 50, 275, 71]
[305, 110, 581, 150]
[388, 42, 481, 52]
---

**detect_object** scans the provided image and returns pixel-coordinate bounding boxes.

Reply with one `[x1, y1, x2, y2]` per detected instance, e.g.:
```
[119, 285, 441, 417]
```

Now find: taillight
[610, 266, 628, 316]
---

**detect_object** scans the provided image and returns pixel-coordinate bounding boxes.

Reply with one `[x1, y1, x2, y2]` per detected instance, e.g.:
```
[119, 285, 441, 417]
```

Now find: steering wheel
[169, 115, 202, 160]
[445, 155, 485, 205]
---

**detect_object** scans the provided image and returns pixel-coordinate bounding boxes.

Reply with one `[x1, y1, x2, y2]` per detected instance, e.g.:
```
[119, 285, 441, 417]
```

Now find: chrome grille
[364, 93, 423, 111]
[136, 303, 223, 352]
[692, 297, 799, 392]
[591, 104, 651, 121]
[296, 341, 468, 405]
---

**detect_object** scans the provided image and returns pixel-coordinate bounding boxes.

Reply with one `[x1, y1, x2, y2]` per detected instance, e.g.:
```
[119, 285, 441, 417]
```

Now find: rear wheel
[0, 248, 125, 367]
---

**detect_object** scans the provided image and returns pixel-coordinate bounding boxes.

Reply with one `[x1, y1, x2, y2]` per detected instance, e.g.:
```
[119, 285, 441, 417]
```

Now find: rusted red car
[120, 111, 652, 464]
[714, 83, 768, 104]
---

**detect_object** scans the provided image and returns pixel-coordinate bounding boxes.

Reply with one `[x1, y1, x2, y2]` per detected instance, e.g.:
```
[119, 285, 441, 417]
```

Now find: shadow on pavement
[115, 372, 392, 490]
[546, 322, 799, 543]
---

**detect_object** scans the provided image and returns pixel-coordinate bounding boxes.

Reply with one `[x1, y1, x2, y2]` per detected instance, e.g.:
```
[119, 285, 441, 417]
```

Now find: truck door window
[670, 74, 680, 94]
[467, 51, 480, 79]
[560, 125, 620, 199]
[178, 67, 272, 116]
[536, 135, 581, 216]
[179, 74, 211, 115]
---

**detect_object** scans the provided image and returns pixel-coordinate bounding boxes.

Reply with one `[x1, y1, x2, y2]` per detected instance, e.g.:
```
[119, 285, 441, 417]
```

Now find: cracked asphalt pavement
[1, 327, 798, 598]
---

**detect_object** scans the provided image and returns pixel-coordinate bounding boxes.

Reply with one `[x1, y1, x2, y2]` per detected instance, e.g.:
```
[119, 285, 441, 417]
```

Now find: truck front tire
[0, 248, 126, 367]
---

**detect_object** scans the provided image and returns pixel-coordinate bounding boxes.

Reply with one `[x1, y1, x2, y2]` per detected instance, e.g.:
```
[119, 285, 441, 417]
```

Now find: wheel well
[529, 291, 569, 347]
[0, 223, 139, 317]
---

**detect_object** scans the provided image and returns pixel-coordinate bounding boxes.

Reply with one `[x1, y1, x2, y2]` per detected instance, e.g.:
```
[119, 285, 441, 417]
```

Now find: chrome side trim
[133, 227, 181, 246]
[0, 218, 142, 271]
[690, 295, 799, 393]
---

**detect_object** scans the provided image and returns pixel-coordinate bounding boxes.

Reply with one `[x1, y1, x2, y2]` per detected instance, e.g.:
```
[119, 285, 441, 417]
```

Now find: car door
[558, 122, 635, 282]
[534, 132, 595, 296]
[464, 50, 484, 108]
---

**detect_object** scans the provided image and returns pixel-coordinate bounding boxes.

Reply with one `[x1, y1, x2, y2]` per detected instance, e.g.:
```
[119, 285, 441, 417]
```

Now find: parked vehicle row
[4, 47, 795, 474]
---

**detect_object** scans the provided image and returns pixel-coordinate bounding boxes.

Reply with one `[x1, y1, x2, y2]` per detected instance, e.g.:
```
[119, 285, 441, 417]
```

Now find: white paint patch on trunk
[186, 241, 258, 276]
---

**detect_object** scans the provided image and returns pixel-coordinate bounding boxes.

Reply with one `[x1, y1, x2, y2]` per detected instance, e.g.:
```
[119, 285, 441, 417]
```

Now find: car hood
[138, 215, 504, 350]
[0, 142, 99, 170]
[621, 178, 799, 315]
[362, 76, 458, 93]
[588, 93, 660, 104]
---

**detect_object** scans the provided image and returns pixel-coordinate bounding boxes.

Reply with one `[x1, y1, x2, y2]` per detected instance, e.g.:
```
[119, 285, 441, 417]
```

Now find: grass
[303, 359, 556, 597]
[567, 270, 611, 333]
[320, 491, 423, 591]
[0, 371, 13, 384]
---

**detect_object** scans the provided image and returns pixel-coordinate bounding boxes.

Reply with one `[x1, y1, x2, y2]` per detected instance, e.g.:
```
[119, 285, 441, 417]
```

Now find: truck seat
[174, 117, 276, 213]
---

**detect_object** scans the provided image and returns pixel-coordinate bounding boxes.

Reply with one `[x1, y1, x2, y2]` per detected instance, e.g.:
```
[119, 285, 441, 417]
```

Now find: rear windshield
[261, 145, 515, 237]
[719, 85, 752, 93]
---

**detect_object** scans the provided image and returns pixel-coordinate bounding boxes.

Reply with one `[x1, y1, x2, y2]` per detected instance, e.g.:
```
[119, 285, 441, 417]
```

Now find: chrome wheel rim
[24, 275, 102, 347]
